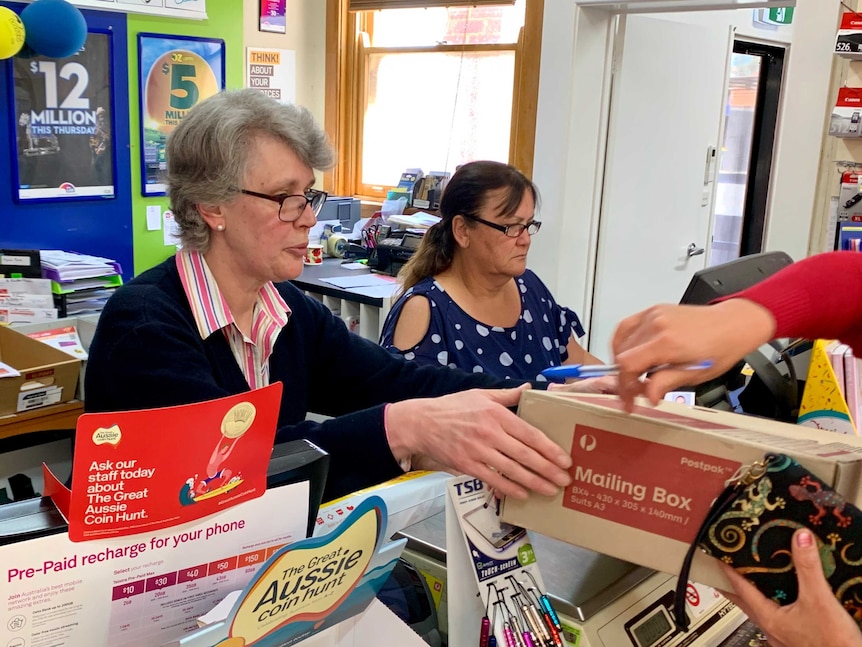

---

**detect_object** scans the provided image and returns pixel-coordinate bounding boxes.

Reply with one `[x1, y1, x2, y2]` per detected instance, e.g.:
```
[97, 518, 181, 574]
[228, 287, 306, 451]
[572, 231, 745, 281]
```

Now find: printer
[367, 230, 424, 277]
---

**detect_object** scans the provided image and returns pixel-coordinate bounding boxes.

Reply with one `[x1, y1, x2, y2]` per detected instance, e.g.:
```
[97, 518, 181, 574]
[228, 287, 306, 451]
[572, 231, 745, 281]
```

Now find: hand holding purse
[674, 453, 862, 632]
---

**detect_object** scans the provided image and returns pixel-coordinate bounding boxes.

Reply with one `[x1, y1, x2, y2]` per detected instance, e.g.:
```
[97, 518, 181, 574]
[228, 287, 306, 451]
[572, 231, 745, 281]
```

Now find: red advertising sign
[45, 384, 282, 542]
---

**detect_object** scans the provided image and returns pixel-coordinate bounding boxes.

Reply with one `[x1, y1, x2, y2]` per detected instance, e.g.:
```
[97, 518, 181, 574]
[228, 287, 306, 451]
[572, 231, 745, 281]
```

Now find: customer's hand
[548, 376, 617, 394]
[718, 529, 862, 647]
[611, 299, 775, 411]
[385, 386, 572, 499]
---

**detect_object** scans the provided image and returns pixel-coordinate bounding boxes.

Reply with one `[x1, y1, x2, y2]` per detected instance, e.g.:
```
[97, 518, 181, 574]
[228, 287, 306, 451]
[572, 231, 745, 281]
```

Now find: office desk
[291, 259, 398, 341]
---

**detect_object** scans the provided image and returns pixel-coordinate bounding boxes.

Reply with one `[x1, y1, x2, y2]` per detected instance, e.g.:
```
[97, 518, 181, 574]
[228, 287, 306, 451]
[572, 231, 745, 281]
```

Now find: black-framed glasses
[463, 214, 542, 238]
[239, 188, 328, 222]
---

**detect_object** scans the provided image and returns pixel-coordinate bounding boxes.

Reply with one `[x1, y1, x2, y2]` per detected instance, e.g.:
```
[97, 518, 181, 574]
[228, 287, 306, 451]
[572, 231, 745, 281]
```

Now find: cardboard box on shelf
[12, 314, 99, 400]
[0, 326, 80, 416]
[502, 391, 862, 591]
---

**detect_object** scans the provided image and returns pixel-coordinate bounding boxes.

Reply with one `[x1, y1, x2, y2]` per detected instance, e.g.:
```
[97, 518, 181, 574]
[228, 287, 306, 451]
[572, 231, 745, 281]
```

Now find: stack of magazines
[40, 250, 123, 317]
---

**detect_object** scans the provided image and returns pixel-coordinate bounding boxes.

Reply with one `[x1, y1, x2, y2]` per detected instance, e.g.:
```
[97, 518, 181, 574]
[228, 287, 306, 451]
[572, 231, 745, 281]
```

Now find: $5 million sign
[12, 31, 115, 201]
[137, 33, 225, 196]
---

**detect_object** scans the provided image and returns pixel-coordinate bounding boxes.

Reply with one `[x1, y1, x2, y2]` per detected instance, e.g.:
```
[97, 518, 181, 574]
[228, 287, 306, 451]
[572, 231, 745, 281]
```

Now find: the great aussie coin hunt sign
[169, 496, 405, 647]
[43, 384, 281, 542]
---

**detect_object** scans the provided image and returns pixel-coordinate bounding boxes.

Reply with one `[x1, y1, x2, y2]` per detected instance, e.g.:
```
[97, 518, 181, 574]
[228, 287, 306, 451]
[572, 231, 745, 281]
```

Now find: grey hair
[164, 89, 336, 252]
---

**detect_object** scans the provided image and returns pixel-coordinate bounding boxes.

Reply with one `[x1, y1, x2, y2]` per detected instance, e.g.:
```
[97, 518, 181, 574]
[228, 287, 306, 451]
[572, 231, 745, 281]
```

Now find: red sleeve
[730, 251, 862, 355]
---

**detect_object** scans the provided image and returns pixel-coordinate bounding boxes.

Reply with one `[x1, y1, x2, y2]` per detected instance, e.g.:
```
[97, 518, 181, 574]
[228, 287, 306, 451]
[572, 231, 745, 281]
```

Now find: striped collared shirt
[176, 249, 290, 390]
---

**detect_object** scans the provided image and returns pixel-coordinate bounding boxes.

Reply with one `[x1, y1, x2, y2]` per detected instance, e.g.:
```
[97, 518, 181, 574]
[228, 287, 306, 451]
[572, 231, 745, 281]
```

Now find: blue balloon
[21, 0, 87, 59]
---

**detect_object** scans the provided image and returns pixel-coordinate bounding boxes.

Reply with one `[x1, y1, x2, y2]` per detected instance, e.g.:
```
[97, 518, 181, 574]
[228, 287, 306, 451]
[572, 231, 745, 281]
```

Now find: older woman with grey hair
[85, 89, 572, 501]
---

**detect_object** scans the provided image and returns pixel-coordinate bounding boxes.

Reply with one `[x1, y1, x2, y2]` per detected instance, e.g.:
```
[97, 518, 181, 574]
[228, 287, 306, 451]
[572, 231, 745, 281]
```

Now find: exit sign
[768, 7, 793, 24]
[754, 7, 793, 27]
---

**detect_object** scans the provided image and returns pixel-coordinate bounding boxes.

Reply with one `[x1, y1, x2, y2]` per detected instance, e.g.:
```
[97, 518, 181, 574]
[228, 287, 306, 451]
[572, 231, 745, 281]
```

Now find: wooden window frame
[324, 0, 544, 201]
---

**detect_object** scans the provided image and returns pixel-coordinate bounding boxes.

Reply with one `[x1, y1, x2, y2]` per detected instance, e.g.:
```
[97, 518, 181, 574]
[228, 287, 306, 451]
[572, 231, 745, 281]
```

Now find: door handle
[687, 243, 705, 258]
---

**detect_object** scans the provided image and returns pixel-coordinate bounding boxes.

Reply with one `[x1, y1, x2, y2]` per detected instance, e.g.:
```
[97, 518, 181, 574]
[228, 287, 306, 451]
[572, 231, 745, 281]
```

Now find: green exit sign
[753, 7, 794, 28]
[766, 7, 794, 25]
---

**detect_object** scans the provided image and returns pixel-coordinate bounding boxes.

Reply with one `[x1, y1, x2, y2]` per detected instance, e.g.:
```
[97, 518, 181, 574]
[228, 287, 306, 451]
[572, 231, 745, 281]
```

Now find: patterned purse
[674, 453, 862, 632]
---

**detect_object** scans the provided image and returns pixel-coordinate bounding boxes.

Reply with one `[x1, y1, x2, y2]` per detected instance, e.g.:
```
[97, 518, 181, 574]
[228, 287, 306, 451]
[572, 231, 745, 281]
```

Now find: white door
[588, 15, 731, 359]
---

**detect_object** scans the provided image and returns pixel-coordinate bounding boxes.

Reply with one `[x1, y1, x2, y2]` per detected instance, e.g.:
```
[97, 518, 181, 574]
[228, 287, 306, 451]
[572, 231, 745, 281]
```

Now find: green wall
[127, 0, 244, 275]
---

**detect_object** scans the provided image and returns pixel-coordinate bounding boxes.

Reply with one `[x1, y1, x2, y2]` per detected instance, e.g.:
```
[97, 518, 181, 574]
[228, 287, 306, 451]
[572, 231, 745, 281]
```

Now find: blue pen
[540, 361, 713, 380]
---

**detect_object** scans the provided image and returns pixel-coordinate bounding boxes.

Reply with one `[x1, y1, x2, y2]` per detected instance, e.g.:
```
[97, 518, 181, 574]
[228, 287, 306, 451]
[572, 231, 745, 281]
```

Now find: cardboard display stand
[170, 495, 408, 647]
[446, 474, 563, 647]
[0, 387, 426, 647]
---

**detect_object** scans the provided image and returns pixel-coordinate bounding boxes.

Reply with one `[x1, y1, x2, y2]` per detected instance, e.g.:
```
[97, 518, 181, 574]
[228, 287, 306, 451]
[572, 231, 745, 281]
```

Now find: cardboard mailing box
[502, 391, 862, 591]
[0, 325, 80, 415]
[13, 314, 99, 400]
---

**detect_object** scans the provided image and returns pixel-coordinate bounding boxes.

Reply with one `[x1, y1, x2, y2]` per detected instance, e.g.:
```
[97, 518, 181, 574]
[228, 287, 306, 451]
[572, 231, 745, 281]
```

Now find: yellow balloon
[145, 49, 220, 135]
[0, 7, 25, 60]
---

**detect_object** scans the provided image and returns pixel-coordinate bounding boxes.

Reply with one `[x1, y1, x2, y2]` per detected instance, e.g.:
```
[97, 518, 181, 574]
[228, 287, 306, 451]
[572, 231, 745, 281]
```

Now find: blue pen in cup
[540, 360, 713, 380]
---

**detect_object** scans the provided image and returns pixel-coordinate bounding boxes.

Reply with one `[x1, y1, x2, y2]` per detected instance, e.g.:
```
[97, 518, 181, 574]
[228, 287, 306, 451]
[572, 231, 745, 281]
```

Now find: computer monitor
[679, 251, 793, 306]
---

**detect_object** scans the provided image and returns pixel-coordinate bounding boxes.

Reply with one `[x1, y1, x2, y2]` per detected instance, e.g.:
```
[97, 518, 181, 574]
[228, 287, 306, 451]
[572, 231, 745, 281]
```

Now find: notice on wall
[246, 48, 296, 105]
[259, 0, 286, 33]
[61, 0, 207, 20]
[0, 482, 308, 647]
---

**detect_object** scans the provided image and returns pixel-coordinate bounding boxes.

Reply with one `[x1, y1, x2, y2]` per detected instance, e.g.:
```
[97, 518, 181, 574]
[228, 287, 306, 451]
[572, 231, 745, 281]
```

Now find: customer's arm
[611, 298, 774, 408]
[612, 252, 862, 409]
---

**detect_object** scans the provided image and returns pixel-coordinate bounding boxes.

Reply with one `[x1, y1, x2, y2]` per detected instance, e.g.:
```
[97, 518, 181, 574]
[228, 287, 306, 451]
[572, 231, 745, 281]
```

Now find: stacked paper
[0, 277, 57, 323]
[40, 250, 122, 282]
[40, 250, 123, 317]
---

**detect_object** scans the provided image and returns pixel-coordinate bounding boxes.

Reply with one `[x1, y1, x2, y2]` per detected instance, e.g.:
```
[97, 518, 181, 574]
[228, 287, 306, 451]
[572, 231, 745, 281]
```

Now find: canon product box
[830, 88, 862, 139]
[836, 13, 862, 59]
[0, 326, 80, 415]
[502, 391, 862, 591]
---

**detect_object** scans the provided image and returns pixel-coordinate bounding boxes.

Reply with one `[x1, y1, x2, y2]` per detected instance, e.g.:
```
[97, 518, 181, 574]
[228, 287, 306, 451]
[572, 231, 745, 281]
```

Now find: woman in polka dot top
[380, 160, 612, 388]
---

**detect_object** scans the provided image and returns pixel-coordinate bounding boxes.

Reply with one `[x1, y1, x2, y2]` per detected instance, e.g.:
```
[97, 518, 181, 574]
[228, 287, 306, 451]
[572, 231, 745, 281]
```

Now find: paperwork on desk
[320, 274, 400, 299]
[387, 211, 441, 229]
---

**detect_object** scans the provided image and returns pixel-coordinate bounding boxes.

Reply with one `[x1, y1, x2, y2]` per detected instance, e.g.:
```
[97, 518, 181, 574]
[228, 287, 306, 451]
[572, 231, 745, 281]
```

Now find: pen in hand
[540, 361, 713, 380]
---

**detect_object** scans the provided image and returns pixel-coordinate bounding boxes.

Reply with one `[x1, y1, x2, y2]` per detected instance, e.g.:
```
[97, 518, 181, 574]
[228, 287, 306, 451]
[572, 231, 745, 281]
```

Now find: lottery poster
[11, 31, 116, 201]
[137, 33, 225, 196]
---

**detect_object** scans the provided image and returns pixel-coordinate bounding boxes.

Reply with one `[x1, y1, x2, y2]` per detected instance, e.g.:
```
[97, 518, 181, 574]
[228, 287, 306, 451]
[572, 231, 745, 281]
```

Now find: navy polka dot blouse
[379, 270, 585, 382]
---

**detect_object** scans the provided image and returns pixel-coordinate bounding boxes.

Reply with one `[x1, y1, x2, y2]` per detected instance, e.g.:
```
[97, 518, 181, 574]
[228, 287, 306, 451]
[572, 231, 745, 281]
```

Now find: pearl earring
[216, 225, 224, 231]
